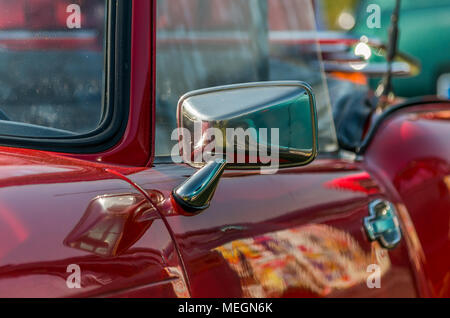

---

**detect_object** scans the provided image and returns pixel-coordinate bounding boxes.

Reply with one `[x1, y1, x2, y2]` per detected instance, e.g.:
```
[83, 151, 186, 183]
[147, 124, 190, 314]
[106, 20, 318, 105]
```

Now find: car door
[0, 0, 188, 297]
[125, 0, 420, 298]
[128, 160, 420, 298]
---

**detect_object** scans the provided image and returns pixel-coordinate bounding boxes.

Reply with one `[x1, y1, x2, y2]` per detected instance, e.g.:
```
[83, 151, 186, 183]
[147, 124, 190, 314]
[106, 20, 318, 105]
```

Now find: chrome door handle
[364, 199, 402, 249]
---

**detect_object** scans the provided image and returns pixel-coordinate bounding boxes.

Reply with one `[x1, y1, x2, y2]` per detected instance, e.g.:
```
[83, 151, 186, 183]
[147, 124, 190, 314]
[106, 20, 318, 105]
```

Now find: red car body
[0, 0, 448, 298]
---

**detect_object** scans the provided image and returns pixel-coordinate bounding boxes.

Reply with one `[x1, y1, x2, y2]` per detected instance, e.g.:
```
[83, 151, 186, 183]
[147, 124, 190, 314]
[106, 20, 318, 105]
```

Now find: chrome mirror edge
[176, 80, 318, 170]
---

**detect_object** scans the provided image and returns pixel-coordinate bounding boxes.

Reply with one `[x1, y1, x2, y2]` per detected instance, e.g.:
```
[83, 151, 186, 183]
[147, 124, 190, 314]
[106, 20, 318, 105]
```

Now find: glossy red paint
[0, 0, 448, 299]
[362, 103, 450, 297]
[0, 146, 188, 297]
[126, 160, 418, 298]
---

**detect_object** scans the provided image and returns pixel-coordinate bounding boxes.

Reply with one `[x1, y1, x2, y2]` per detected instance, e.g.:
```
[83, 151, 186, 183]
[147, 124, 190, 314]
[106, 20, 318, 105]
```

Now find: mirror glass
[175, 81, 318, 171]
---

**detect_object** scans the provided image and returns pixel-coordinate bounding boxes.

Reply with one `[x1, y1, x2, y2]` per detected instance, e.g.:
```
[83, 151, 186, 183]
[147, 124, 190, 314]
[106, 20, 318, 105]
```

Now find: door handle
[364, 199, 402, 249]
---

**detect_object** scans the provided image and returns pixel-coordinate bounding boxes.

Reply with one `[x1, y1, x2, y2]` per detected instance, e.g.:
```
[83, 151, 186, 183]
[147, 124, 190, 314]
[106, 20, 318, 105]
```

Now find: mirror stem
[172, 159, 227, 213]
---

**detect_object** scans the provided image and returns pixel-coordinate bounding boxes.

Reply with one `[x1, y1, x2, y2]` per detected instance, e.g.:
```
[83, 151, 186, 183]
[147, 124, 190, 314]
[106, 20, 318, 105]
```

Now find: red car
[0, 0, 448, 298]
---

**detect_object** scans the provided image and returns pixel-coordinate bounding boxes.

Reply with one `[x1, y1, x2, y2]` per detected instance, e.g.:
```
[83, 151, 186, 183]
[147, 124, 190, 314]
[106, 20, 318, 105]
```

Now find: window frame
[0, 0, 132, 154]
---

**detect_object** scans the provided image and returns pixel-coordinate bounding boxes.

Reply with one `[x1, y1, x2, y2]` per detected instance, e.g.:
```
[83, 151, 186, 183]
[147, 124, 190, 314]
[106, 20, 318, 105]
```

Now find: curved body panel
[128, 159, 418, 297]
[363, 102, 450, 297]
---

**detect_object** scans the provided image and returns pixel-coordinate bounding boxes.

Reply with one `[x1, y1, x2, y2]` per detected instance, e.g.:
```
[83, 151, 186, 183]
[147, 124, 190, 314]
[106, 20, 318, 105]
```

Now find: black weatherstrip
[358, 96, 450, 154]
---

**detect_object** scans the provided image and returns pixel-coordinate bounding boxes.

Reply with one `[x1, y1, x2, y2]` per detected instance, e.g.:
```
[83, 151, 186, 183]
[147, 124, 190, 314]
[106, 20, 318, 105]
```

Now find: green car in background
[351, 0, 450, 98]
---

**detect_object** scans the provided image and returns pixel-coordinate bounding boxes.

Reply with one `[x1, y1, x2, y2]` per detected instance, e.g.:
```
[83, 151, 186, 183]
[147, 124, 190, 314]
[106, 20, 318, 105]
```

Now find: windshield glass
[155, 0, 338, 156]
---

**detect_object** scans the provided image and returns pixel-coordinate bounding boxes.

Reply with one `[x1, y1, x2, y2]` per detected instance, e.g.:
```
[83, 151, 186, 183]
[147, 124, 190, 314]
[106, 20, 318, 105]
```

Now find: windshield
[155, 0, 338, 156]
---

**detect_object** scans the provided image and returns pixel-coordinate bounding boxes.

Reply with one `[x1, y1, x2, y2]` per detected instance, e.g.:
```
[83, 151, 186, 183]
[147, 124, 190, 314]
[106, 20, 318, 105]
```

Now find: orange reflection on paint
[415, 110, 450, 121]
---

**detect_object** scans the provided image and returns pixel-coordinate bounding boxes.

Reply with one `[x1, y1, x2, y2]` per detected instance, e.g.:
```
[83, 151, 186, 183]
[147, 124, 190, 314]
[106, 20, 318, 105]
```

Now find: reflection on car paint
[164, 266, 190, 298]
[414, 110, 450, 121]
[64, 193, 159, 257]
[444, 176, 450, 192]
[324, 171, 381, 194]
[215, 224, 390, 297]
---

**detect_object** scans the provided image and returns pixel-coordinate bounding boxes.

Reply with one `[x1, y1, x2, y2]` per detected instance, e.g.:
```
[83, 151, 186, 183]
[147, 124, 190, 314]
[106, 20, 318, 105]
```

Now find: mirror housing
[175, 81, 318, 172]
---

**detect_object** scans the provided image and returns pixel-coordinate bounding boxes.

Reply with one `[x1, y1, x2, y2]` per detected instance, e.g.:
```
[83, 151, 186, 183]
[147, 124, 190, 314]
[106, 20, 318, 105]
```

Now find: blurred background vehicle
[316, 0, 450, 99]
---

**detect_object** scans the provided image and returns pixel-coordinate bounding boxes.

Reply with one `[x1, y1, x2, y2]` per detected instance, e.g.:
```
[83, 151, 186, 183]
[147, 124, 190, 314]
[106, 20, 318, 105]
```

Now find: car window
[0, 0, 106, 137]
[155, 0, 339, 157]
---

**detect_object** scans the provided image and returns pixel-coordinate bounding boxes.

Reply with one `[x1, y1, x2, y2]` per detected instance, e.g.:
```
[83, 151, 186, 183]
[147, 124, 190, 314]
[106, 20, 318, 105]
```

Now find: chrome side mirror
[176, 81, 318, 170]
[172, 81, 318, 213]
